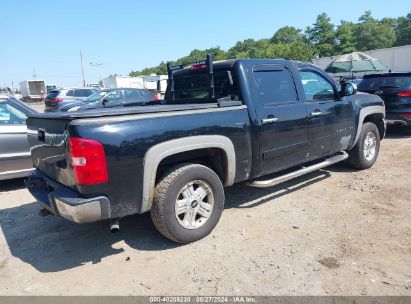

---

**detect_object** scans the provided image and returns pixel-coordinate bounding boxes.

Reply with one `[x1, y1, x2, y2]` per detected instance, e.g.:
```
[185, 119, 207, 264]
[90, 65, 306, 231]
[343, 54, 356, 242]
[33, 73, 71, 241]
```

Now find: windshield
[85, 91, 108, 102]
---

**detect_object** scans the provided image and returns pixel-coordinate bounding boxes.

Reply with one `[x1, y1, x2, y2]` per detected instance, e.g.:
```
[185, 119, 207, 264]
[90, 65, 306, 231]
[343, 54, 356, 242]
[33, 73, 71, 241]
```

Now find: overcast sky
[1, 0, 409, 87]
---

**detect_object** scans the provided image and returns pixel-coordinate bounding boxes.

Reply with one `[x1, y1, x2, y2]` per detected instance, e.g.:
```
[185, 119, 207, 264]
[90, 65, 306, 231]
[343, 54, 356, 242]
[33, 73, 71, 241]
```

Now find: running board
[248, 152, 349, 188]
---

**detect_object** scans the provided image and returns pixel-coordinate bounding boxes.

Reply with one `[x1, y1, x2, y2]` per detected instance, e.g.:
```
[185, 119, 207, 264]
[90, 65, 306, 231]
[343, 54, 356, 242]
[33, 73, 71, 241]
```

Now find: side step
[248, 151, 349, 188]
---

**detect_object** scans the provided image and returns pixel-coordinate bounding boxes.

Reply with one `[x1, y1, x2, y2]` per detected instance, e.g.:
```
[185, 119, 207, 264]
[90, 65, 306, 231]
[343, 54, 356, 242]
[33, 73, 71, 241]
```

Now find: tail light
[190, 64, 207, 70]
[401, 113, 411, 118]
[54, 98, 63, 102]
[153, 95, 159, 101]
[68, 137, 108, 185]
[397, 91, 411, 97]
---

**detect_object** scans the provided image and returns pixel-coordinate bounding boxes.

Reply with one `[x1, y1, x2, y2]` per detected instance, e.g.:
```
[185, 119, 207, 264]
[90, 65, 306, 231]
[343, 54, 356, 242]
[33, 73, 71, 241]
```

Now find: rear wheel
[150, 163, 224, 243]
[347, 122, 380, 169]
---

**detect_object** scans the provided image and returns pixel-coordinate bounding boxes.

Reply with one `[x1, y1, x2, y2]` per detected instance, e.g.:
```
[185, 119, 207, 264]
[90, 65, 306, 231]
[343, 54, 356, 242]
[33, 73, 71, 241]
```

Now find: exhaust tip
[110, 218, 120, 233]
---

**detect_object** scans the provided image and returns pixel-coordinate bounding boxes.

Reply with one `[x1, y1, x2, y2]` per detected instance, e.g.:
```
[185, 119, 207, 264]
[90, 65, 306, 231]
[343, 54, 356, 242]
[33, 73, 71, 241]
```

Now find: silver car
[0, 97, 36, 180]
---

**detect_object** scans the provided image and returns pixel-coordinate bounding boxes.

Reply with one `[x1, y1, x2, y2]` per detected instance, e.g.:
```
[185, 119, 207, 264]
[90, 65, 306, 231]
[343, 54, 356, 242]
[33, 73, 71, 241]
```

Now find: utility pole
[90, 62, 104, 87]
[32, 69, 38, 80]
[80, 50, 86, 87]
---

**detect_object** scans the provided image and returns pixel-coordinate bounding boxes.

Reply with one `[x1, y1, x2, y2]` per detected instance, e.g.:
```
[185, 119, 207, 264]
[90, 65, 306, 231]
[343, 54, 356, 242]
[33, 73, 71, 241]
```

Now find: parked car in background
[44, 88, 99, 112]
[46, 85, 57, 93]
[358, 72, 411, 126]
[59, 88, 158, 112]
[0, 97, 36, 180]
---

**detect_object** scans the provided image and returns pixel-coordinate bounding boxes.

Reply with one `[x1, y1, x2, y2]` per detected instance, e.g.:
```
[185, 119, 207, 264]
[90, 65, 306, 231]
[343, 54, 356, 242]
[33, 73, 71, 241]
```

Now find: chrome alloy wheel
[175, 180, 214, 230]
[363, 131, 377, 161]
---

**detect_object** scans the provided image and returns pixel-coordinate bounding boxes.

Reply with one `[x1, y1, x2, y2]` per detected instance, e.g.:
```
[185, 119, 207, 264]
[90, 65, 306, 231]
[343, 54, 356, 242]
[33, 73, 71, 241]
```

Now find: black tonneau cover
[27, 103, 223, 120]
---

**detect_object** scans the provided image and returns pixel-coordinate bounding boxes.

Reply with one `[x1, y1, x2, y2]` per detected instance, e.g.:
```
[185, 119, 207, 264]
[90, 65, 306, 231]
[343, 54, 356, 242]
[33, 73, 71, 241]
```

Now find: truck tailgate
[26, 116, 73, 186]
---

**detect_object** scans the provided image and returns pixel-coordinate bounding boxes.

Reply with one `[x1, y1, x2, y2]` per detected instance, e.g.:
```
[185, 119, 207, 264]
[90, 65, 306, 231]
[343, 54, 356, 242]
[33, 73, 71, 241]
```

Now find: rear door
[252, 64, 309, 176]
[0, 101, 32, 177]
[299, 68, 354, 158]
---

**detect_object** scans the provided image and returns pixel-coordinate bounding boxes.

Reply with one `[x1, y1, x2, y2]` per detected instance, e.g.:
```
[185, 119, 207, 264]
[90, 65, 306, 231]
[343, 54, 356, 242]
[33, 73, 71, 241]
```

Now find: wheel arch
[140, 135, 236, 213]
[353, 106, 386, 147]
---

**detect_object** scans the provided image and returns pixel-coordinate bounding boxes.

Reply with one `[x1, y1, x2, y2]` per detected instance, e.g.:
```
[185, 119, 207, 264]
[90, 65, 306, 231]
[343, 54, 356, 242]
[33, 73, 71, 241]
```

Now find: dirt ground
[0, 126, 410, 296]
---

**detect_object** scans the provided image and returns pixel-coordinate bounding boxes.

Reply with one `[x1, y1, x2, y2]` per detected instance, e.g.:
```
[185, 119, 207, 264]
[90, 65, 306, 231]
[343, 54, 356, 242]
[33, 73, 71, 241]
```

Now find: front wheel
[150, 163, 225, 243]
[347, 122, 380, 170]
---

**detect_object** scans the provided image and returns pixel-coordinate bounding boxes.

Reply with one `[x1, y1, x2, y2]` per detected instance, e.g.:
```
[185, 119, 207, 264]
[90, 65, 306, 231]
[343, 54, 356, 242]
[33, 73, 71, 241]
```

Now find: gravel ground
[0, 126, 410, 296]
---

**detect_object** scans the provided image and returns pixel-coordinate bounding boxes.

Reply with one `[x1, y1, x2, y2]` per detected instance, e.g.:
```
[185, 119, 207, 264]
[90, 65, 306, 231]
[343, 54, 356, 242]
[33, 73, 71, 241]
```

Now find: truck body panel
[25, 58, 385, 225]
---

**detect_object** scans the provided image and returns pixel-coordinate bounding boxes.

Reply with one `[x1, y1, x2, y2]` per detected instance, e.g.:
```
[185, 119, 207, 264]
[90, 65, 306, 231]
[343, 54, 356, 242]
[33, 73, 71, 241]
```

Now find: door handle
[262, 117, 279, 124]
[310, 110, 323, 117]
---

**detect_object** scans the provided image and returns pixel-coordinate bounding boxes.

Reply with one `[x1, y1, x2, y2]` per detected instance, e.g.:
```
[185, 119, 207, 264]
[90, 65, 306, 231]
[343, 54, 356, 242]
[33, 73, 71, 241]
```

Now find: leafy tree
[335, 21, 356, 54]
[353, 11, 396, 50]
[227, 39, 258, 58]
[395, 12, 411, 46]
[271, 26, 305, 44]
[359, 10, 374, 23]
[305, 13, 336, 57]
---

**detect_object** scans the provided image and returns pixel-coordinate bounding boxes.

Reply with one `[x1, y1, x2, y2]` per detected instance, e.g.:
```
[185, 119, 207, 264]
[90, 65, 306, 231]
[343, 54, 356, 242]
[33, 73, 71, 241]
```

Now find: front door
[0, 102, 32, 177]
[299, 69, 354, 159]
[252, 65, 309, 176]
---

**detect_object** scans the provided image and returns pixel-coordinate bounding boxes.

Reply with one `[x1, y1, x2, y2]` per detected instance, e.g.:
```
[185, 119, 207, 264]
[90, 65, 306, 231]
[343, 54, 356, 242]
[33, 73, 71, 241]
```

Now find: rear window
[46, 90, 60, 99]
[166, 70, 240, 101]
[74, 89, 94, 97]
[358, 75, 411, 90]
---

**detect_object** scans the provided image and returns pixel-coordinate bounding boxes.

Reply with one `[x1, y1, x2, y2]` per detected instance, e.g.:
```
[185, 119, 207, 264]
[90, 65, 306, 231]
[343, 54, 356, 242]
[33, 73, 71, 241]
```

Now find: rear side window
[125, 90, 141, 99]
[139, 90, 149, 97]
[253, 67, 298, 104]
[358, 76, 411, 90]
[46, 90, 60, 99]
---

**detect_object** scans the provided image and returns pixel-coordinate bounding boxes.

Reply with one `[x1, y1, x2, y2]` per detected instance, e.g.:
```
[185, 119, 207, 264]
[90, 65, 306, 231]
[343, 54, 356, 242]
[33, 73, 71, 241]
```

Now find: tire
[347, 122, 380, 170]
[150, 163, 225, 243]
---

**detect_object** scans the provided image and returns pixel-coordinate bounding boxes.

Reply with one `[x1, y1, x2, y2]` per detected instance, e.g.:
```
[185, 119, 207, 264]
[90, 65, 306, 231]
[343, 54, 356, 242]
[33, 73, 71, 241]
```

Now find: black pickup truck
[25, 55, 386, 243]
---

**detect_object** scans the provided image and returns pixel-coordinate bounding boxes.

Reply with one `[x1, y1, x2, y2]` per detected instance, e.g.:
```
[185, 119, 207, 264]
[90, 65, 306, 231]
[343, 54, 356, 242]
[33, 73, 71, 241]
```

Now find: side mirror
[340, 82, 357, 97]
[102, 98, 108, 105]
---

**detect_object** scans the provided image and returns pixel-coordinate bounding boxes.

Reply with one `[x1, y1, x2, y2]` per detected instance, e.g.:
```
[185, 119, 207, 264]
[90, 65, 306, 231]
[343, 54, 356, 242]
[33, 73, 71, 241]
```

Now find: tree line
[129, 11, 411, 77]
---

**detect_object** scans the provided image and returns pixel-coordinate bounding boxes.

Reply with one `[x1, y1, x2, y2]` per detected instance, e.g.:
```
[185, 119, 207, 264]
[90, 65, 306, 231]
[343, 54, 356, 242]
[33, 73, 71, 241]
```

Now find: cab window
[253, 67, 298, 105]
[299, 70, 336, 101]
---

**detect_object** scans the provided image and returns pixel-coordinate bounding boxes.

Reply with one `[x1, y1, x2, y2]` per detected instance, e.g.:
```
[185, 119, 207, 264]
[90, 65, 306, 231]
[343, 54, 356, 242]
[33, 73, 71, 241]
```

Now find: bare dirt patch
[0, 127, 410, 295]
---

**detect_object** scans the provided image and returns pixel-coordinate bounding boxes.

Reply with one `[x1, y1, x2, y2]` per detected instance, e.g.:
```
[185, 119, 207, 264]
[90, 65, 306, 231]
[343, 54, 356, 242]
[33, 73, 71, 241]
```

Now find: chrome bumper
[25, 171, 111, 223]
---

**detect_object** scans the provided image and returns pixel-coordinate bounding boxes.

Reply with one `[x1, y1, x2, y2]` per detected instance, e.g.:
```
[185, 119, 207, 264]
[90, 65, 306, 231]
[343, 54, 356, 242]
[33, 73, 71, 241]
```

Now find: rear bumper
[386, 112, 411, 126]
[25, 170, 111, 223]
